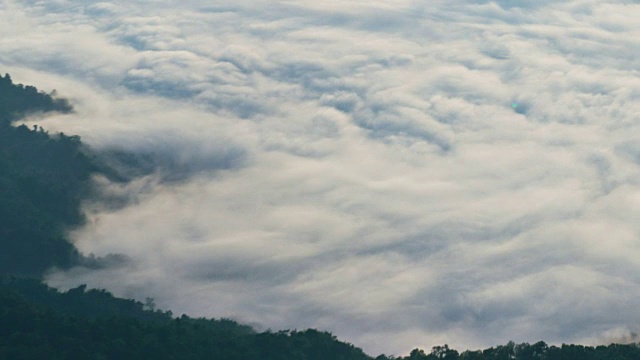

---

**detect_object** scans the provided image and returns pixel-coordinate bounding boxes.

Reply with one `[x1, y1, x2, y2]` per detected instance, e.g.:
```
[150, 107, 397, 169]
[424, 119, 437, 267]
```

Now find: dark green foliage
[391, 342, 640, 360]
[0, 77, 97, 276]
[0, 277, 372, 360]
[369, 340, 640, 360]
[0, 277, 173, 323]
[0, 73, 71, 125]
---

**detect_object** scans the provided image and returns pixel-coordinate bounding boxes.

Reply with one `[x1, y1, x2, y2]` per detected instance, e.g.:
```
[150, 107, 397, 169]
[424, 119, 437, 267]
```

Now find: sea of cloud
[3, 0, 640, 356]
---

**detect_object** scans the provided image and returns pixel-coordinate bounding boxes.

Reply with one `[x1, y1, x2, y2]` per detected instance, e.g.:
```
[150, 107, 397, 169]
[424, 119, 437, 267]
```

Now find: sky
[3, 0, 640, 356]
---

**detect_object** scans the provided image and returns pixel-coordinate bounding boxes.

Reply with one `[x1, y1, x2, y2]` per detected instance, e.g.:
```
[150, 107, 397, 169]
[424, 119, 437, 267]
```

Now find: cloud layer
[4, 0, 640, 356]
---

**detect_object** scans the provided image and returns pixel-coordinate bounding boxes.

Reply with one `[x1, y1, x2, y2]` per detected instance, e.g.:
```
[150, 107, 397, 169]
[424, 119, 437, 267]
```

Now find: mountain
[0, 74, 100, 276]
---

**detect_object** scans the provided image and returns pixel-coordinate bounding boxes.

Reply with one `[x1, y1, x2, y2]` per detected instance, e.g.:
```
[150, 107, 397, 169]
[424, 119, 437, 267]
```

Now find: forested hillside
[1, 75, 640, 359]
[0, 74, 95, 275]
[0, 277, 374, 360]
[0, 74, 71, 125]
[3, 278, 640, 360]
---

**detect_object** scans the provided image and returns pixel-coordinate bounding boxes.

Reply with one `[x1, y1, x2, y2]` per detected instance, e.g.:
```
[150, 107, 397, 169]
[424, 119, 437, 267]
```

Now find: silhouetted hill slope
[0, 277, 371, 360]
[0, 73, 71, 124]
[3, 278, 640, 360]
[0, 277, 173, 323]
[0, 75, 96, 276]
[398, 342, 640, 360]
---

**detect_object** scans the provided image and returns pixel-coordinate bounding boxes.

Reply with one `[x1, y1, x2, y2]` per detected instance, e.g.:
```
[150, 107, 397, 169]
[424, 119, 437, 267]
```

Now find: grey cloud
[78, 253, 131, 270]
[615, 140, 640, 166]
[98, 141, 247, 183]
[594, 328, 640, 346]
[479, 0, 556, 10]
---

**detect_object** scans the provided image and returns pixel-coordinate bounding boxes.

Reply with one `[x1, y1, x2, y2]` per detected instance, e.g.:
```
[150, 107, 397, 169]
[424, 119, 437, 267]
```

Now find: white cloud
[4, 0, 640, 356]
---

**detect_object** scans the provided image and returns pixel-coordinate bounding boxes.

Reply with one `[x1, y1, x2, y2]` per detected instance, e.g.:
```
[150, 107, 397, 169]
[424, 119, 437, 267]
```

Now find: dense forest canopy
[0, 73, 71, 125]
[1, 75, 640, 359]
[0, 74, 95, 276]
[3, 278, 640, 360]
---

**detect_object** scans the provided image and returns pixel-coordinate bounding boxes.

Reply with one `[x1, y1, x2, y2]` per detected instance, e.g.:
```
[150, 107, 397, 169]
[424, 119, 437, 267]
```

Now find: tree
[430, 345, 459, 359]
[407, 348, 429, 360]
